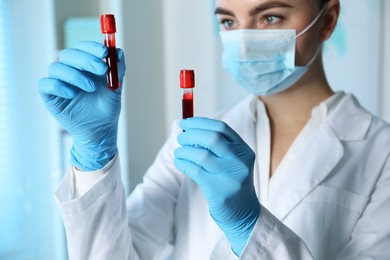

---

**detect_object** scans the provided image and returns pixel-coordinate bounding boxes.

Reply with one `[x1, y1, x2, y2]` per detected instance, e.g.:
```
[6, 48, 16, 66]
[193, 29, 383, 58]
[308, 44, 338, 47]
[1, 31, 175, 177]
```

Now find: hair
[320, 0, 329, 8]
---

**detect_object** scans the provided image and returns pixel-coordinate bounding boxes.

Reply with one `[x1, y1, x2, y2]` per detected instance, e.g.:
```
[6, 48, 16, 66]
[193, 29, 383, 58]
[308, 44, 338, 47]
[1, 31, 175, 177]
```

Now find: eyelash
[218, 14, 284, 30]
[261, 15, 283, 25]
[220, 19, 236, 29]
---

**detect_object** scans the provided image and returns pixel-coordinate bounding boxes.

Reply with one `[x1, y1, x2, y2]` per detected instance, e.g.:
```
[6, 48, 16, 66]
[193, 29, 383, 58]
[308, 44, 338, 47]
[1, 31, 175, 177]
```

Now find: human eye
[261, 15, 283, 26]
[219, 18, 238, 30]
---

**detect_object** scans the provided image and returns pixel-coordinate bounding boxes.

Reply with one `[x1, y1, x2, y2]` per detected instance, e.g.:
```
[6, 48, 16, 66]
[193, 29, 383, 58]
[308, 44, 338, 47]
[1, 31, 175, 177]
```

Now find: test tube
[180, 70, 195, 119]
[100, 14, 120, 91]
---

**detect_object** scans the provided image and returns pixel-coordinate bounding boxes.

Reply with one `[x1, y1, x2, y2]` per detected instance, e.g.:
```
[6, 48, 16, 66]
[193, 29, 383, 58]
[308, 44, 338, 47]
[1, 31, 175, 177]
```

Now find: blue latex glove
[174, 117, 260, 256]
[38, 41, 126, 171]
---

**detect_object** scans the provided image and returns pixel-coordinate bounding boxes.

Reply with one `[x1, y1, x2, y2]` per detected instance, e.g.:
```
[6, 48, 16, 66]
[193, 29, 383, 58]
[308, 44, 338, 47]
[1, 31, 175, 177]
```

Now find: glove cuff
[70, 143, 117, 171]
[213, 193, 261, 256]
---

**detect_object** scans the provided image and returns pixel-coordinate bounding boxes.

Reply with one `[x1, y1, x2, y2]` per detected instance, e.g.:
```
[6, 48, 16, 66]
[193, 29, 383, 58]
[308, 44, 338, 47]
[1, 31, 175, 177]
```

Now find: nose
[239, 19, 257, 30]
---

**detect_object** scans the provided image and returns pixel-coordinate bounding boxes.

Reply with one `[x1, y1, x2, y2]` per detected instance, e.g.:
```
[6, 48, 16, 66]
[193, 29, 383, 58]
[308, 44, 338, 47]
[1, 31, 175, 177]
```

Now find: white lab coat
[56, 92, 390, 260]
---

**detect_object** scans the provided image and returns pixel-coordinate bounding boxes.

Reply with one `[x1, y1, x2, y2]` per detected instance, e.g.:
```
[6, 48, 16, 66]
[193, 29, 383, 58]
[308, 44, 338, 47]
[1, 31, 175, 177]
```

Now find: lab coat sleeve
[124, 124, 184, 259]
[55, 123, 183, 260]
[335, 155, 390, 259]
[55, 156, 140, 260]
[238, 206, 314, 259]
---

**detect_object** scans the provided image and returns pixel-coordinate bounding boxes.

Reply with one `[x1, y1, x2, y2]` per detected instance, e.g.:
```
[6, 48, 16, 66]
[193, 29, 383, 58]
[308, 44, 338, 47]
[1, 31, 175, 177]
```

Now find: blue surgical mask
[219, 6, 326, 96]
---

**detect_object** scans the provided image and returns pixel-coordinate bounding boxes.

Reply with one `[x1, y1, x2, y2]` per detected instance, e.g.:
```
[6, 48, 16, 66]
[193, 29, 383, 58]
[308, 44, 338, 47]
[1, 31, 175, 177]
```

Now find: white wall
[323, 0, 383, 116]
[118, 0, 166, 192]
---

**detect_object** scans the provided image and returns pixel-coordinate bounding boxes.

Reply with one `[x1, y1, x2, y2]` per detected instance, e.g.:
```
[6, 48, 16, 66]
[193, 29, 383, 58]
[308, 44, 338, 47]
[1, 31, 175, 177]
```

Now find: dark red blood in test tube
[180, 70, 195, 119]
[106, 46, 120, 90]
[100, 14, 120, 91]
[182, 98, 194, 119]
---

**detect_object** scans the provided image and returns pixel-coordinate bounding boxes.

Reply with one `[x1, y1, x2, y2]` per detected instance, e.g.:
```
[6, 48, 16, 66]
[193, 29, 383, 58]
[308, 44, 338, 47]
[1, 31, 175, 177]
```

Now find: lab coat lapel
[266, 122, 344, 221]
[264, 92, 372, 220]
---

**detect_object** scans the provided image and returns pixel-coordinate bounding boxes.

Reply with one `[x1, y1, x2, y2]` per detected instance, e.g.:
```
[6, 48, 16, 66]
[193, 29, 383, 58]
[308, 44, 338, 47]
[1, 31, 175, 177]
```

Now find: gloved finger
[177, 128, 236, 158]
[174, 158, 237, 196]
[48, 62, 97, 92]
[59, 48, 108, 76]
[174, 158, 210, 187]
[174, 146, 230, 174]
[117, 48, 126, 80]
[38, 78, 78, 99]
[74, 41, 108, 59]
[180, 117, 244, 143]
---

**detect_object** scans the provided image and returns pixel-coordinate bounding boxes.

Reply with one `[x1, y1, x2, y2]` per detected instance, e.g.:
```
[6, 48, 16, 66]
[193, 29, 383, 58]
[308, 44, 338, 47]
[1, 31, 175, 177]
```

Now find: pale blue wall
[0, 0, 65, 259]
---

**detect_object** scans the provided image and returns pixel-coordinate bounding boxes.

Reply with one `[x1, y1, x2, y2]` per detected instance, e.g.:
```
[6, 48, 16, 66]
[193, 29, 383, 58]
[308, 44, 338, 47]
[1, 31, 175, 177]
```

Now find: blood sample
[100, 14, 120, 91]
[180, 70, 195, 119]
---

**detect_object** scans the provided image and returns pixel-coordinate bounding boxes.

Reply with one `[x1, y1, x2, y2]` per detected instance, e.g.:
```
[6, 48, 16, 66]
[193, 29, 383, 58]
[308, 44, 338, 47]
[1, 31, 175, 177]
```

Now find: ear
[320, 0, 341, 42]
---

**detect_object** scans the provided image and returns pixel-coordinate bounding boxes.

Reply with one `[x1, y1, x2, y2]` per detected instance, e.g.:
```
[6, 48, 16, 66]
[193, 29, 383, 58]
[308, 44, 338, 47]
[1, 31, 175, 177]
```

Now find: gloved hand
[174, 117, 260, 256]
[38, 41, 126, 171]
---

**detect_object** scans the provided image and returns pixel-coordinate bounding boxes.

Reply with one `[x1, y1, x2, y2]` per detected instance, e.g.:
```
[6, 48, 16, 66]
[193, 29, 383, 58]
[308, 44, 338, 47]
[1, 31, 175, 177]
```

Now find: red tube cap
[180, 70, 195, 88]
[100, 14, 116, 34]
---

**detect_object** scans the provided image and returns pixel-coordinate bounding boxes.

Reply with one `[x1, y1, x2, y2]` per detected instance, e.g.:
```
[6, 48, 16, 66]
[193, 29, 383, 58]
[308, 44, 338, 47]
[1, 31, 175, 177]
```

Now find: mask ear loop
[296, 4, 328, 67]
[296, 3, 328, 38]
[305, 45, 323, 67]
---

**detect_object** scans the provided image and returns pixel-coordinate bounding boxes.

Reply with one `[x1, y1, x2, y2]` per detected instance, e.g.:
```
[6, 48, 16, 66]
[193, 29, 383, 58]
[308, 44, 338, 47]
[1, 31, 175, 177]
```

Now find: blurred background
[0, 0, 389, 259]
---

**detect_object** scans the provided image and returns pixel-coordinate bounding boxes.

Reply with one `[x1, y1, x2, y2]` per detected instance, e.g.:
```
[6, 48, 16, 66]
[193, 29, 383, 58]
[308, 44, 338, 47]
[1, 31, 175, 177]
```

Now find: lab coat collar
[255, 92, 371, 220]
[325, 92, 372, 141]
[233, 91, 372, 140]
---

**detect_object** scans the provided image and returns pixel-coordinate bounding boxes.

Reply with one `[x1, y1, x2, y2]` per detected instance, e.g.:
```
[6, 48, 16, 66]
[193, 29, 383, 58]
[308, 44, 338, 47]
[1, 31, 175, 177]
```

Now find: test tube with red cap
[180, 70, 195, 119]
[100, 14, 120, 91]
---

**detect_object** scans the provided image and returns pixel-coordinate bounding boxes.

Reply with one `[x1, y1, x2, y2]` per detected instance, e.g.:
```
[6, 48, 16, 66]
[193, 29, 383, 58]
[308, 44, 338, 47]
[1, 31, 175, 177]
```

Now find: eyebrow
[214, 1, 293, 17]
[249, 1, 293, 16]
[214, 7, 234, 16]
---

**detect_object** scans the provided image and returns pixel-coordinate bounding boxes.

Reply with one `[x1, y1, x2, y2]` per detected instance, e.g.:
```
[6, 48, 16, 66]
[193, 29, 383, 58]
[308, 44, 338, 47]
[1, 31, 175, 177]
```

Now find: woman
[38, 0, 390, 259]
